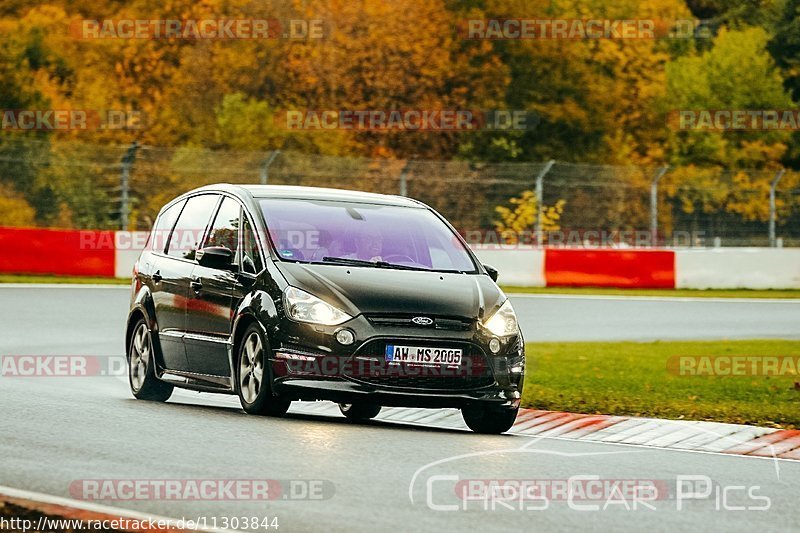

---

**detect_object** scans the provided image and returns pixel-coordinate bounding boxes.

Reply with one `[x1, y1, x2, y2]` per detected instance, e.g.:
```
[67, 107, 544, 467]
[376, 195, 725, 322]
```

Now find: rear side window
[150, 200, 185, 253]
[204, 197, 241, 258]
[166, 195, 219, 260]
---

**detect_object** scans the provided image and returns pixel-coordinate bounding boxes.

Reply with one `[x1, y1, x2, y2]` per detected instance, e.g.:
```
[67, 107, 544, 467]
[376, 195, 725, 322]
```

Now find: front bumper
[273, 377, 521, 409]
[268, 313, 525, 409]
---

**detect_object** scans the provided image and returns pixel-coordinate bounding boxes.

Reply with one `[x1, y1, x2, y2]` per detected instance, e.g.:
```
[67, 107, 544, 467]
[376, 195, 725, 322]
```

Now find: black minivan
[126, 185, 525, 434]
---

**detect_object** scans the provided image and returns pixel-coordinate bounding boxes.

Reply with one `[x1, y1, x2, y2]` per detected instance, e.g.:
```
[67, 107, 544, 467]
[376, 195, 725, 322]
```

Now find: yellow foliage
[0, 186, 37, 227]
[494, 190, 565, 243]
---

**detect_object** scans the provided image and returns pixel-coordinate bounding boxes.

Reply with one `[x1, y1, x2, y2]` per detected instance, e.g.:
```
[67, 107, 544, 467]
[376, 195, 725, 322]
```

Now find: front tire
[128, 319, 173, 402]
[462, 406, 518, 434]
[237, 324, 291, 417]
[338, 403, 381, 421]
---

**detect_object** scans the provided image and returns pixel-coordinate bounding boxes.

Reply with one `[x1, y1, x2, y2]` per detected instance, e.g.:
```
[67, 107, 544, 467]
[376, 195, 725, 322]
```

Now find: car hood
[274, 262, 505, 320]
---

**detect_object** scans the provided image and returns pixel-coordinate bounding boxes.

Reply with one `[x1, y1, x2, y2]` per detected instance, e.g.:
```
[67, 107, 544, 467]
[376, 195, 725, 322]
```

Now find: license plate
[385, 345, 463, 365]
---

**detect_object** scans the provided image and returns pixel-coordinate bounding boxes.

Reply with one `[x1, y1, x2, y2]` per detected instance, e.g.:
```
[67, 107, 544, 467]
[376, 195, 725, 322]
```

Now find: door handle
[190, 277, 203, 293]
[152, 271, 162, 283]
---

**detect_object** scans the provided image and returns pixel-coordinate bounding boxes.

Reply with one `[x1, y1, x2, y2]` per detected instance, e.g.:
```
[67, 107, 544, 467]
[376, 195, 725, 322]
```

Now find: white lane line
[507, 293, 800, 304]
[0, 484, 235, 532]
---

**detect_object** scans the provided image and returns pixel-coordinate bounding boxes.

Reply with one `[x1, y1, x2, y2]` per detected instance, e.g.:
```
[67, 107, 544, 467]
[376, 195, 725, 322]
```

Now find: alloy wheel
[130, 323, 150, 392]
[239, 331, 264, 404]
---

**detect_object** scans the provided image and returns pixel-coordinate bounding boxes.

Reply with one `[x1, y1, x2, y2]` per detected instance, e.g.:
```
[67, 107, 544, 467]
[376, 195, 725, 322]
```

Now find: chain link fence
[1, 138, 798, 247]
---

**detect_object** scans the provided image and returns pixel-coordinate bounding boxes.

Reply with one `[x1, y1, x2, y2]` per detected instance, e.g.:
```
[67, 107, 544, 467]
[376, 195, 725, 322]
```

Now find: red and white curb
[287, 402, 800, 461]
[0, 485, 231, 532]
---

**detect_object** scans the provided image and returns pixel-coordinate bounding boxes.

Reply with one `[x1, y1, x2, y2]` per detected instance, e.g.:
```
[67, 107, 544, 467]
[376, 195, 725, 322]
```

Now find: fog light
[489, 337, 501, 353]
[335, 328, 355, 345]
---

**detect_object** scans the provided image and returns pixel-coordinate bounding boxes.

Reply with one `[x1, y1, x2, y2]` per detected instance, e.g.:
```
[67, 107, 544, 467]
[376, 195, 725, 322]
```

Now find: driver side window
[166, 194, 219, 260]
[203, 197, 241, 261]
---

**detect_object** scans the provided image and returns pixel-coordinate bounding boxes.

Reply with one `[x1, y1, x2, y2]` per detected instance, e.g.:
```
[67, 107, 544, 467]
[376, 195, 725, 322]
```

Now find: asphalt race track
[1, 286, 799, 532]
[2, 286, 800, 346]
[510, 293, 800, 342]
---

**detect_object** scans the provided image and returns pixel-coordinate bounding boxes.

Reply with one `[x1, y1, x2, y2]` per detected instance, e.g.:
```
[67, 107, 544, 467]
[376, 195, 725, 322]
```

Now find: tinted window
[167, 195, 219, 260]
[259, 198, 476, 272]
[241, 215, 264, 274]
[150, 199, 185, 253]
[204, 197, 241, 259]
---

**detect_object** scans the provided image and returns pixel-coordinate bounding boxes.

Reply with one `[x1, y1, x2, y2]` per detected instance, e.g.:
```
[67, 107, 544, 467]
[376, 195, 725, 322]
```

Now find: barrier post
[119, 141, 138, 230]
[534, 160, 555, 246]
[399, 158, 414, 197]
[769, 168, 786, 247]
[650, 166, 669, 246]
[260, 150, 281, 185]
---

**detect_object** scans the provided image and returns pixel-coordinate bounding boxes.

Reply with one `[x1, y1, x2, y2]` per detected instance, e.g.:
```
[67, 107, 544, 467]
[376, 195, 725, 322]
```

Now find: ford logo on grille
[411, 316, 434, 326]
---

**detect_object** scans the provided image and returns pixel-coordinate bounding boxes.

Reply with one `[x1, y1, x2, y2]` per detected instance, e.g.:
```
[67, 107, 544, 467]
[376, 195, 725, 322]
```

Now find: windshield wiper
[321, 256, 379, 267]
[319, 256, 428, 271]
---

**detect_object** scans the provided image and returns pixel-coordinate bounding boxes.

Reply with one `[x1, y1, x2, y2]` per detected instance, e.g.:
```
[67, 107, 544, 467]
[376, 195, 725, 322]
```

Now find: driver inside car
[318, 225, 385, 263]
[348, 225, 384, 262]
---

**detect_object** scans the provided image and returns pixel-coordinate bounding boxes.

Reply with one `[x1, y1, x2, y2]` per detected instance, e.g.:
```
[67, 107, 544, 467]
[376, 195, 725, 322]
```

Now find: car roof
[188, 184, 425, 208]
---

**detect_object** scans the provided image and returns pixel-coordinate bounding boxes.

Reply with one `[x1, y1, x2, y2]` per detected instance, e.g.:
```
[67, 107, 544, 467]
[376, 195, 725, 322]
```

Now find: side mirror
[483, 264, 499, 282]
[197, 246, 237, 271]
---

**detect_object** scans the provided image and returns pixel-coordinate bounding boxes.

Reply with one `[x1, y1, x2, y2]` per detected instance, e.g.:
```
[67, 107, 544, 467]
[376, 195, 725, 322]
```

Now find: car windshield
[259, 198, 477, 273]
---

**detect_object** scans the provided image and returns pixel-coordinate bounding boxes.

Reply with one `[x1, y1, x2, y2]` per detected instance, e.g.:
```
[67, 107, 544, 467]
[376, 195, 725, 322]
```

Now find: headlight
[283, 287, 352, 325]
[482, 299, 518, 337]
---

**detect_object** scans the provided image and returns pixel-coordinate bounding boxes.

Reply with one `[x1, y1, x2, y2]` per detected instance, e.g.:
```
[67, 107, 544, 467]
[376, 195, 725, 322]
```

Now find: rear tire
[237, 323, 291, 417]
[338, 403, 382, 421]
[462, 406, 518, 434]
[128, 319, 173, 402]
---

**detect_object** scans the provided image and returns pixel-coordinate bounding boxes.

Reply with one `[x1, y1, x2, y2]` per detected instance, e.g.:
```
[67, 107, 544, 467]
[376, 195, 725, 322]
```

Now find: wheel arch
[126, 286, 163, 370]
[229, 289, 279, 367]
[232, 314, 260, 362]
[230, 310, 276, 397]
[125, 308, 146, 356]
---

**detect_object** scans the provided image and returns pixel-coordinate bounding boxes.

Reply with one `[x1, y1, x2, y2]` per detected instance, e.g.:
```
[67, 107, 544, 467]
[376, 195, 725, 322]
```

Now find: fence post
[119, 141, 138, 230]
[769, 168, 786, 247]
[260, 150, 281, 185]
[650, 165, 669, 246]
[399, 159, 413, 197]
[534, 160, 555, 245]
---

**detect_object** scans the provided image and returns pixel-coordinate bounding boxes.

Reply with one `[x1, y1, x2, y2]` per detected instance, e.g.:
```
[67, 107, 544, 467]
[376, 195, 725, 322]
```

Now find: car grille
[365, 314, 473, 332]
[345, 340, 495, 391]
